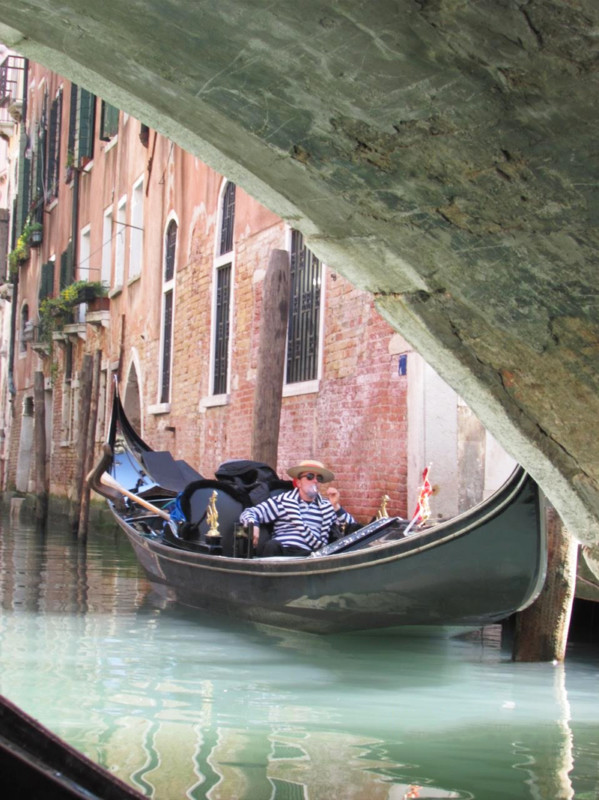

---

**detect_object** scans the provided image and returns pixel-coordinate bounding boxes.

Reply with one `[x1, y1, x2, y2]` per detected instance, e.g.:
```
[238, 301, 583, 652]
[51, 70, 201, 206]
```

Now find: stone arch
[2, 4, 599, 544]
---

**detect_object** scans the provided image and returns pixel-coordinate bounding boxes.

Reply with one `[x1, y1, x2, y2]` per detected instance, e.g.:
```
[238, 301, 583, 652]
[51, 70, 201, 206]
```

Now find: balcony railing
[0, 54, 26, 114]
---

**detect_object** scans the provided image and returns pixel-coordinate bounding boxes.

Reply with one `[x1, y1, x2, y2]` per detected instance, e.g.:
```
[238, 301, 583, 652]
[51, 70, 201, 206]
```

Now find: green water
[0, 509, 597, 799]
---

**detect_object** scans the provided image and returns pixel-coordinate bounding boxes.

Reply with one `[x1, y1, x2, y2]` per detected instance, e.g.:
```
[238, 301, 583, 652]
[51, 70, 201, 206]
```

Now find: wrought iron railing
[0, 54, 26, 110]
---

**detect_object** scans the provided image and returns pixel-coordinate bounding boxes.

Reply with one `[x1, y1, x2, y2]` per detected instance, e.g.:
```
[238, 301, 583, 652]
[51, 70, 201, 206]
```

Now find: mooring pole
[33, 370, 48, 523]
[69, 354, 93, 533]
[512, 495, 578, 662]
[77, 349, 102, 539]
[250, 249, 290, 468]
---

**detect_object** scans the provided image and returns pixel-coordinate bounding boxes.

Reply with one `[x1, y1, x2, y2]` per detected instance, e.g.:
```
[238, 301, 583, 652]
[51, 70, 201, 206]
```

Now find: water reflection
[0, 509, 597, 799]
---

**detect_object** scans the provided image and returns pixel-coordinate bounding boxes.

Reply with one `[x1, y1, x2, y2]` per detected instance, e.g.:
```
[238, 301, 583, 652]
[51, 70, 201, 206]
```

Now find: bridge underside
[1, 0, 598, 544]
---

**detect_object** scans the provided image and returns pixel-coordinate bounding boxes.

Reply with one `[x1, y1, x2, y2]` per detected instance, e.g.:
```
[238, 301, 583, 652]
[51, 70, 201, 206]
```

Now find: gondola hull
[106, 471, 545, 634]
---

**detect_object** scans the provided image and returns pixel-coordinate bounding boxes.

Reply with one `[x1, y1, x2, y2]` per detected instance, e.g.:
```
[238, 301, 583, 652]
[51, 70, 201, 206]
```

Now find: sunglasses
[299, 472, 325, 482]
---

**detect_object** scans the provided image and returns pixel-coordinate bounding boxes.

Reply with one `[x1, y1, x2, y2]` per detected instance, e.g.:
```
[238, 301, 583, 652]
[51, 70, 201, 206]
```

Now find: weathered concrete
[0, 1, 598, 542]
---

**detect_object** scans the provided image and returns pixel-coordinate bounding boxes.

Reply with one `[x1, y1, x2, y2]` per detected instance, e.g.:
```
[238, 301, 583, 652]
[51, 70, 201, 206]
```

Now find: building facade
[1, 54, 415, 523]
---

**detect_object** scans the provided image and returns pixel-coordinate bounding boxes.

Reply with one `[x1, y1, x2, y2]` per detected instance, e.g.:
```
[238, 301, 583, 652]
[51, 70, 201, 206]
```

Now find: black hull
[108, 470, 545, 634]
[0, 694, 144, 799]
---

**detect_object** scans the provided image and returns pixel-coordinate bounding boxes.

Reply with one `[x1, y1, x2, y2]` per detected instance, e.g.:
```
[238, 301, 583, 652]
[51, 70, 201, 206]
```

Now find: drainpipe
[71, 164, 79, 281]
[7, 57, 29, 399]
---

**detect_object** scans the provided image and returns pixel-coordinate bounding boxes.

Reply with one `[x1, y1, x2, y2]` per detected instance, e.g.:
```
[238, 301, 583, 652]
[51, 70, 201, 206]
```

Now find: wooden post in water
[69, 354, 93, 533]
[251, 249, 290, 468]
[512, 496, 578, 662]
[33, 371, 48, 523]
[78, 349, 102, 539]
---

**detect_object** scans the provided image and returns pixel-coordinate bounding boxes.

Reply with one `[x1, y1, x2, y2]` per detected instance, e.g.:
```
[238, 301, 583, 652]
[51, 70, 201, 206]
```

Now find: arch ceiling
[1, 1, 598, 544]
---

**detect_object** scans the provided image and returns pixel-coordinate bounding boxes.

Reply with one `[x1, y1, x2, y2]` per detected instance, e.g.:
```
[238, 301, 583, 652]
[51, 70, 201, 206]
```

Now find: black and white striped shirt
[239, 488, 355, 552]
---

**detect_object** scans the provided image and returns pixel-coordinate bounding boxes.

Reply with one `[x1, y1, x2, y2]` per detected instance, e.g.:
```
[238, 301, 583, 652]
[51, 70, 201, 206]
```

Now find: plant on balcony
[38, 280, 107, 340]
[27, 221, 43, 246]
[8, 229, 30, 275]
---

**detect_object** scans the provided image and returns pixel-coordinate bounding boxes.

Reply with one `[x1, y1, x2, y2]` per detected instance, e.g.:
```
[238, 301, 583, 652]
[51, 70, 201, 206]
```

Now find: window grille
[286, 230, 321, 384]
[20, 305, 28, 352]
[160, 289, 173, 403]
[160, 220, 177, 404]
[164, 219, 176, 282]
[213, 263, 231, 395]
[219, 182, 236, 255]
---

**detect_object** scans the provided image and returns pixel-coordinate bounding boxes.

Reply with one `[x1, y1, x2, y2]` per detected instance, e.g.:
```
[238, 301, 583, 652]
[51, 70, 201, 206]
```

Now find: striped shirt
[239, 488, 355, 552]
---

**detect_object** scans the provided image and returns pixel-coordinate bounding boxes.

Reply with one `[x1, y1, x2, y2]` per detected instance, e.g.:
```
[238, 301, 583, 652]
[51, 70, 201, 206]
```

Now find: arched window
[160, 219, 177, 404]
[212, 182, 235, 396]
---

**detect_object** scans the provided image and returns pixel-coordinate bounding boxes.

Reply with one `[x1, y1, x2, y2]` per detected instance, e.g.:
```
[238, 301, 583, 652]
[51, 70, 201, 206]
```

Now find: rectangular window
[39, 260, 55, 301]
[67, 84, 96, 169]
[286, 230, 322, 384]
[213, 264, 231, 395]
[59, 242, 75, 290]
[33, 112, 46, 216]
[79, 225, 91, 276]
[160, 289, 173, 403]
[101, 208, 113, 286]
[99, 101, 119, 141]
[115, 196, 127, 288]
[77, 88, 96, 164]
[78, 225, 91, 322]
[46, 89, 62, 199]
[129, 176, 143, 279]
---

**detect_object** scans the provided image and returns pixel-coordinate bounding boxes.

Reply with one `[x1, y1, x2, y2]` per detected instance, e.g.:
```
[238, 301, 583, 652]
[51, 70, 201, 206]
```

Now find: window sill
[103, 135, 118, 153]
[199, 394, 229, 412]
[148, 403, 171, 415]
[109, 285, 123, 298]
[283, 379, 320, 397]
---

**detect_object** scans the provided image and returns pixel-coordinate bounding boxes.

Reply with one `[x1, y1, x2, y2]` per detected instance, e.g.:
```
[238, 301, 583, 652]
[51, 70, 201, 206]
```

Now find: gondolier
[239, 459, 356, 556]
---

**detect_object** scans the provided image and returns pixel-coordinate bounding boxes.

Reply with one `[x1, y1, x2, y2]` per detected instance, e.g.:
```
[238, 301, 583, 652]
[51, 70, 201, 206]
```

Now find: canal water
[0, 508, 597, 800]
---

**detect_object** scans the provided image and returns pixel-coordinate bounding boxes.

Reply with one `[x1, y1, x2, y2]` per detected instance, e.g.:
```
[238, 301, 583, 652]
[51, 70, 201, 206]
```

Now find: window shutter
[99, 101, 119, 141]
[47, 90, 62, 198]
[60, 243, 74, 290]
[67, 84, 78, 166]
[39, 261, 55, 301]
[77, 88, 96, 163]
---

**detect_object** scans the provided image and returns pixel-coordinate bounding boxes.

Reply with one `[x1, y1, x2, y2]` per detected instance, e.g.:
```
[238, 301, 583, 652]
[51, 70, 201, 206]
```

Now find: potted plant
[28, 221, 43, 247]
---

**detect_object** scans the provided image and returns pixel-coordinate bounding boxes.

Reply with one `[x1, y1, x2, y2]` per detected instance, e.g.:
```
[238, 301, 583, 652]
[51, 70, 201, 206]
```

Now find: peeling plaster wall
[0, 0, 598, 543]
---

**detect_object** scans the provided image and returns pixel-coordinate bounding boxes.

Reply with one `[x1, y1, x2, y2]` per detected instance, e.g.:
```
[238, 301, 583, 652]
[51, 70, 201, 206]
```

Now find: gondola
[87, 390, 547, 634]
[0, 694, 144, 799]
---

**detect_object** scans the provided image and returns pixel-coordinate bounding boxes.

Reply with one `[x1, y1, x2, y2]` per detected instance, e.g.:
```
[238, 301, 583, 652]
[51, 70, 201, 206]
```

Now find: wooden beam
[251, 249, 290, 468]
[512, 496, 578, 662]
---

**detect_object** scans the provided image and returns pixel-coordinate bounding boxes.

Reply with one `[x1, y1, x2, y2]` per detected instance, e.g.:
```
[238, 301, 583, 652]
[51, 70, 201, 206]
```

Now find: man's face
[297, 472, 324, 502]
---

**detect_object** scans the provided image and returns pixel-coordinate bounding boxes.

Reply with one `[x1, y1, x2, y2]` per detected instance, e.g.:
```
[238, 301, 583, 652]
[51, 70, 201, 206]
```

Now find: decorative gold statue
[206, 490, 220, 537]
[376, 494, 390, 520]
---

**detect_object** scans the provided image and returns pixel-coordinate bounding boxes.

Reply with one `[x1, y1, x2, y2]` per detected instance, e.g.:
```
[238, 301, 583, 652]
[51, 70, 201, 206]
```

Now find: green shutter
[100, 101, 119, 140]
[47, 91, 62, 197]
[60, 243, 74, 290]
[67, 83, 78, 166]
[17, 130, 31, 232]
[77, 88, 96, 162]
[39, 261, 55, 301]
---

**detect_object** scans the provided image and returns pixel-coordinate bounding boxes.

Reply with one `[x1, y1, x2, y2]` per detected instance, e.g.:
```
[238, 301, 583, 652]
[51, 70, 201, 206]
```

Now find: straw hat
[287, 459, 334, 483]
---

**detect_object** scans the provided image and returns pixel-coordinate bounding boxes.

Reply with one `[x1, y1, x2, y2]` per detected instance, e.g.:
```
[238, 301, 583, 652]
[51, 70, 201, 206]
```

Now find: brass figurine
[376, 494, 390, 520]
[206, 490, 220, 537]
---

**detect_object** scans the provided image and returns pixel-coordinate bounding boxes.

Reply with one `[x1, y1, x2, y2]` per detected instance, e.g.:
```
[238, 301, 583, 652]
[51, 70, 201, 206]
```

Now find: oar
[99, 472, 172, 521]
